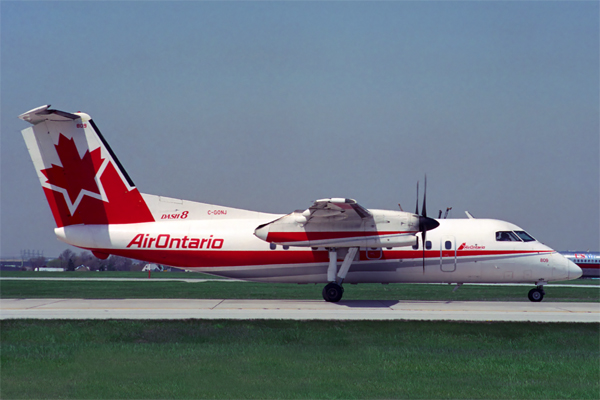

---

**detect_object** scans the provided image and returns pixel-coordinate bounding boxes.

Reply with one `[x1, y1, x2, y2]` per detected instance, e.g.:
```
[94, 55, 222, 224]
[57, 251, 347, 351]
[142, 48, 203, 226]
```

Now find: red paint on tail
[41, 133, 154, 227]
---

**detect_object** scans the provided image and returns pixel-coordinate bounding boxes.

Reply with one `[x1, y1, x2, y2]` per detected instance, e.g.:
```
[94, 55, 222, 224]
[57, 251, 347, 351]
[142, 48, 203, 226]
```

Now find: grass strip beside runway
[1, 320, 598, 399]
[1, 279, 598, 302]
[0, 271, 225, 279]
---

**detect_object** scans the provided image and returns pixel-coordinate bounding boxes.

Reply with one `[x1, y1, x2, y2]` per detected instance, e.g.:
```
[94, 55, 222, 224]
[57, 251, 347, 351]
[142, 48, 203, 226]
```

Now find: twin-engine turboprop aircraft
[19, 105, 582, 302]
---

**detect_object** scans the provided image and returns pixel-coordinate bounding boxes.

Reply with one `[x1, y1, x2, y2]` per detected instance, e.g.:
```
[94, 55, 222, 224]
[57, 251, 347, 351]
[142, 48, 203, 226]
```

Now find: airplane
[560, 252, 600, 278]
[19, 105, 582, 302]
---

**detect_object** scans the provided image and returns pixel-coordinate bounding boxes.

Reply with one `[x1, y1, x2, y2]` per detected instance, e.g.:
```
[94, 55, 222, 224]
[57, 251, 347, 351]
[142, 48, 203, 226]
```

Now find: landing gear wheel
[322, 282, 344, 302]
[528, 288, 544, 302]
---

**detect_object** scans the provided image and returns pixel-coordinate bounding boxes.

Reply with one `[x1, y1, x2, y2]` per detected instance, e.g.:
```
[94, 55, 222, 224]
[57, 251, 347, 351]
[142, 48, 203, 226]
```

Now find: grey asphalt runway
[1, 298, 598, 322]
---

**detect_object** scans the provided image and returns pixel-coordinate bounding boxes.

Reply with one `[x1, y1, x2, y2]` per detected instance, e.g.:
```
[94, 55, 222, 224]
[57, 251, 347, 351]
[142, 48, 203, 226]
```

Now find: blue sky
[1, 1, 598, 257]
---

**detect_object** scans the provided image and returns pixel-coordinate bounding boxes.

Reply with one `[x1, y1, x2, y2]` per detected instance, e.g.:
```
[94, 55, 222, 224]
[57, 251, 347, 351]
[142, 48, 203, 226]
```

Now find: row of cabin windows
[271, 241, 451, 251]
[412, 238, 441, 250]
[574, 258, 599, 264]
[271, 232, 535, 251]
[411, 231, 537, 251]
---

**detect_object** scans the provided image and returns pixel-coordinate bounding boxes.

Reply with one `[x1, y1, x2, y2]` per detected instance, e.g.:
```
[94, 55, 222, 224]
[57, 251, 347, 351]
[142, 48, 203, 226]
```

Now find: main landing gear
[322, 247, 358, 302]
[528, 286, 545, 302]
[323, 282, 344, 302]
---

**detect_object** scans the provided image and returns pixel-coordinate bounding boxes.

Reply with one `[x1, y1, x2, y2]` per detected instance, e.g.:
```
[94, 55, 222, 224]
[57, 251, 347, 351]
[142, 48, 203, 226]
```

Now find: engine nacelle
[254, 209, 423, 248]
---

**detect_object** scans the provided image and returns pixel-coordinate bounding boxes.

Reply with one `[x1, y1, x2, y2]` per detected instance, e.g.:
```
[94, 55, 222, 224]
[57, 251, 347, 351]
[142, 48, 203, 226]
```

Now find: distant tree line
[39, 250, 147, 272]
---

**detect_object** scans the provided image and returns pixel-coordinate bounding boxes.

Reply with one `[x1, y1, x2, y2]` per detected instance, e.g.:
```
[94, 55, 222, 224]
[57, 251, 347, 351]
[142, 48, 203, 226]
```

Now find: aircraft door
[440, 236, 456, 272]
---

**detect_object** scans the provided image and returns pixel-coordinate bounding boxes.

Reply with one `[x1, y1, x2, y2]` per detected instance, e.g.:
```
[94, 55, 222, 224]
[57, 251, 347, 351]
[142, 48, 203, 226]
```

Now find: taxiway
[1, 298, 597, 322]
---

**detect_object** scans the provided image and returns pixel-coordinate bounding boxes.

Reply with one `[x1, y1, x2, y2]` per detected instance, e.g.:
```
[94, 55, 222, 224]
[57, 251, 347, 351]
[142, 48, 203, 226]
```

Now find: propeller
[415, 175, 440, 273]
[415, 181, 419, 215]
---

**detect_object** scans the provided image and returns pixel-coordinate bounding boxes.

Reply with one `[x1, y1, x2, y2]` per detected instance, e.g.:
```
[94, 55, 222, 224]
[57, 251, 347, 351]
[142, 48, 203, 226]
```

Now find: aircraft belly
[199, 261, 373, 283]
[194, 256, 545, 284]
[196, 259, 409, 283]
[197, 259, 484, 284]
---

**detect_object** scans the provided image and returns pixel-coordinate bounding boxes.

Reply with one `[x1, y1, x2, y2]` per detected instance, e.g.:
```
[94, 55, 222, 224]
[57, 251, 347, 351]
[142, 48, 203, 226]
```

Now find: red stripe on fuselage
[573, 262, 600, 269]
[85, 248, 553, 269]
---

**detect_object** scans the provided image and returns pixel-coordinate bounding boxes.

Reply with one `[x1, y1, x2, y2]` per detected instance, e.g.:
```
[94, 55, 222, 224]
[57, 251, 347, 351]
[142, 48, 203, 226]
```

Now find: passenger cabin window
[496, 231, 521, 242]
[514, 231, 536, 242]
[426, 241, 432, 250]
[412, 238, 419, 250]
[445, 241, 452, 250]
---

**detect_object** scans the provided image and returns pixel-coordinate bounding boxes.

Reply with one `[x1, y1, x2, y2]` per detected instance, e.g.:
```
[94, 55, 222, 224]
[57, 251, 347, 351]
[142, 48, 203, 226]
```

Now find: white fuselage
[55, 211, 580, 285]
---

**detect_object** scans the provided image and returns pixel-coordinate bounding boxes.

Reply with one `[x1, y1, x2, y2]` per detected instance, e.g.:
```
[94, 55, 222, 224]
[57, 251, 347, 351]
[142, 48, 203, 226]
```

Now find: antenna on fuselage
[444, 207, 452, 219]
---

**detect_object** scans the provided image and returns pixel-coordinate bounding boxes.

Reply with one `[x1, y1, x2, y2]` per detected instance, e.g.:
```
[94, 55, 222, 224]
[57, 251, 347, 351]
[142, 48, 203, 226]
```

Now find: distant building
[1, 260, 23, 271]
[35, 267, 65, 272]
[142, 264, 164, 271]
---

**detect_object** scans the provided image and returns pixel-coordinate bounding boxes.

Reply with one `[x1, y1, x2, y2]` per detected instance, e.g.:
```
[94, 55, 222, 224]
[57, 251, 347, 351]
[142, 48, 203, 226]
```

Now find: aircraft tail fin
[20, 105, 155, 227]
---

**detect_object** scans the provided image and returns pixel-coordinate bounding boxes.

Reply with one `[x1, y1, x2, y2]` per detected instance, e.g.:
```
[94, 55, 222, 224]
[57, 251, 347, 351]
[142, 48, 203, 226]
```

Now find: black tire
[528, 288, 544, 302]
[322, 282, 344, 302]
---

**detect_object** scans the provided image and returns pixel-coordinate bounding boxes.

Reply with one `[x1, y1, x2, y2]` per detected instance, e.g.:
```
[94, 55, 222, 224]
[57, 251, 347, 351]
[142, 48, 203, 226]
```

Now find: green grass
[1, 279, 598, 302]
[554, 278, 600, 285]
[0, 271, 225, 279]
[1, 320, 598, 399]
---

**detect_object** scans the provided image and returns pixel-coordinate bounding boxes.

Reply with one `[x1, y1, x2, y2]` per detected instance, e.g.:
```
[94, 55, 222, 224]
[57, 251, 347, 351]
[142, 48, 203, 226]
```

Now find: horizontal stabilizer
[19, 105, 80, 124]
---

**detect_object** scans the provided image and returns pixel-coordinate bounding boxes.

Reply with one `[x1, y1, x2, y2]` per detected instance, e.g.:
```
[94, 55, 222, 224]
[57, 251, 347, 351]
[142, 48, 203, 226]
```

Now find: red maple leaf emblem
[41, 134, 105, 205]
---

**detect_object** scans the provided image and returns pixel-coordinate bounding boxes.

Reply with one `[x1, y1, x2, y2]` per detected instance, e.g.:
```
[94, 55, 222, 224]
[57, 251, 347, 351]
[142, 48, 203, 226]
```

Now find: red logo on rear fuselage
[458, 243, 486, 250]
[161, 211, 188, 220]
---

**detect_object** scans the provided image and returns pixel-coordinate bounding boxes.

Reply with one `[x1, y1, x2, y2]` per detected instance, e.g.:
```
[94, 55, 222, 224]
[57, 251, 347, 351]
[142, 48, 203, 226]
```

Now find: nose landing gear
[528, 286, 545, 302]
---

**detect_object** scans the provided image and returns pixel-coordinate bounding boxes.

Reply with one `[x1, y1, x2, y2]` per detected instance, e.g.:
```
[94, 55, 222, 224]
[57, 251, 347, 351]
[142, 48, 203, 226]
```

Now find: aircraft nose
[567, 258, 583, 280]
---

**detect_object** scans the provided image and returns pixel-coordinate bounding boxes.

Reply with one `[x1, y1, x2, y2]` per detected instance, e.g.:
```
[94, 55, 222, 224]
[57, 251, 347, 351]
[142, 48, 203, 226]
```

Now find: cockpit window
[514, 231, 536, 242]
[496, 231, 521, 242]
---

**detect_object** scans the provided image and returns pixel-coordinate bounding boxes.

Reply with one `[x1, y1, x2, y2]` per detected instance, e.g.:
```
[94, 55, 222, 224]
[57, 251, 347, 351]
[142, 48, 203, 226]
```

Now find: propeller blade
[422, 231, 426, 273]
[415, 181, 419, 215]
[422, 175, 427, 218]
[414, 174, 438, 274]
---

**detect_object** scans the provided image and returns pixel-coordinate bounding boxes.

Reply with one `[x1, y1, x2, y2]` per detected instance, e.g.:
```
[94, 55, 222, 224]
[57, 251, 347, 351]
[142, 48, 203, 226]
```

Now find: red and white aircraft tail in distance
[20, 105, 582, 302]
